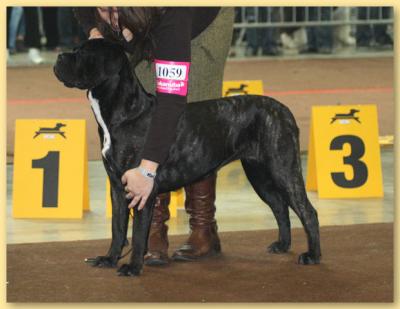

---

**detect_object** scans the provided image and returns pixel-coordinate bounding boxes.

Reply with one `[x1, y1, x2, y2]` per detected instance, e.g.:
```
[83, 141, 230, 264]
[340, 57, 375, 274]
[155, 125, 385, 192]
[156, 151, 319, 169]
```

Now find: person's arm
[141, 7, 193, 165]
[122, 8, 193, 210]
[131, 7, 193, 180]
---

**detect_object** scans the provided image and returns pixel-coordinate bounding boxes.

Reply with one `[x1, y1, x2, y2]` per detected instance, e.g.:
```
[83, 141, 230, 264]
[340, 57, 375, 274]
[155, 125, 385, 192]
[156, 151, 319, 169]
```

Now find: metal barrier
[234, 7, 394, 28]
[231, 7, 394, 57]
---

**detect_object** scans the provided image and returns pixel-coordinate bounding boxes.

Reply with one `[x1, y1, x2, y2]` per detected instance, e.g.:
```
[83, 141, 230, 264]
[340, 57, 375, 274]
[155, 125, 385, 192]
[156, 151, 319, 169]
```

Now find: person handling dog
[74, 7, 234, 265]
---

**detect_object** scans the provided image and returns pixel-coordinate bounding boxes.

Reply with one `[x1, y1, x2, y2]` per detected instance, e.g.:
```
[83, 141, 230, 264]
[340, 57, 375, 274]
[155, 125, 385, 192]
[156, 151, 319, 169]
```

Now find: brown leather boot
[172, 173, 221, 261]
[144, 192, 170, 266]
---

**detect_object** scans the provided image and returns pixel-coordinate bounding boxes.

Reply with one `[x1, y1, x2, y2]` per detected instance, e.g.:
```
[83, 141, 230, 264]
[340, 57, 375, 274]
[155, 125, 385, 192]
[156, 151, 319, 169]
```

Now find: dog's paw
[267, 241, 290, 254]
[85, 255, 118, 268]
[116, 263, 143, 277]
[297, 252, 320, 265]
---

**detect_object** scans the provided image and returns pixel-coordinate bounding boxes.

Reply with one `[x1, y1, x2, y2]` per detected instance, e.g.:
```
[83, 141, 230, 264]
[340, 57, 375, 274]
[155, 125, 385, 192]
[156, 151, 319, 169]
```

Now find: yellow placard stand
[170, 190, 184, 217]
[106, 178, 112, 218]
[223, 80, 264, 96]
[13, 119, 89, 218]
[106, 178, 183, 218]
[306, 105, 383, 198]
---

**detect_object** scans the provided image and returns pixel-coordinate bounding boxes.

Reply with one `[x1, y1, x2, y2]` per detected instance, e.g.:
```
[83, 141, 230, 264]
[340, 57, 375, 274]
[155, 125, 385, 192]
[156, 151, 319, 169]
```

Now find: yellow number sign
[13, 119, 89, 218]
[306, 105, 383, 198]
[106, 178, 183, 218]
[106, 178, 112, 218]
[170, 190, 184, 218]
[223, 80, 264, 97]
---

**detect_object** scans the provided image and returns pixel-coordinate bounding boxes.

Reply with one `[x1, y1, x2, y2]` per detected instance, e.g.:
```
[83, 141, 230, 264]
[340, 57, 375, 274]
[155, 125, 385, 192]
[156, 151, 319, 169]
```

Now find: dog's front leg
[86, 183, 130, 268]
[117, 190, 157, 276]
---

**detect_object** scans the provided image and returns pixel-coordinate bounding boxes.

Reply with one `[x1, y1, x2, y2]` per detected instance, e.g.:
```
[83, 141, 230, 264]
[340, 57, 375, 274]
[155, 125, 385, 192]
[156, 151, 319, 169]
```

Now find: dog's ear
[103, 44, 126, 76]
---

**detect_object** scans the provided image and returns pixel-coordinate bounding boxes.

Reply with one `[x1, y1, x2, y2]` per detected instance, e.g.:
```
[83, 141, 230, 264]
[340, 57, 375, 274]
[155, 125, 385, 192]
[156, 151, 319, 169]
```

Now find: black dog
[54, 39, 321, 277]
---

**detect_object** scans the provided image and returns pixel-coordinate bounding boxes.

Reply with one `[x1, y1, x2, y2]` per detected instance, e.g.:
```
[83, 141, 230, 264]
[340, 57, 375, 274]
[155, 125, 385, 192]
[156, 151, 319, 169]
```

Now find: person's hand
[121, 167, 154, 210]
[122, 27, 133, 42]
[89, 28, 103, 40]
[88, 26, 132, 42]
[96, 7, 133, 42]
[97, 7, 119, 29]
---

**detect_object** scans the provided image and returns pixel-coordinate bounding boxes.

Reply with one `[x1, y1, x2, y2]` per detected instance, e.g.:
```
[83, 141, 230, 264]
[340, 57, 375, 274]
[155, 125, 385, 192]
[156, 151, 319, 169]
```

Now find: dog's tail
[268, 97, 302, 172]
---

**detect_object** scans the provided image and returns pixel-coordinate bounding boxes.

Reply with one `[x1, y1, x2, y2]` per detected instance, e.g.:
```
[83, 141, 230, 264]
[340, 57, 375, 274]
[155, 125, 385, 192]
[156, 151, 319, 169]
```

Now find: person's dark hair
[74, 7, 166, 62]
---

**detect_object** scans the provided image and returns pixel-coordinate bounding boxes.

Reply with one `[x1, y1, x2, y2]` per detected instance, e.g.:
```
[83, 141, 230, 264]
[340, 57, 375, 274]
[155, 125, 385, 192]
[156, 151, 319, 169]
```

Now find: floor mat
[7, 223, 393, 302]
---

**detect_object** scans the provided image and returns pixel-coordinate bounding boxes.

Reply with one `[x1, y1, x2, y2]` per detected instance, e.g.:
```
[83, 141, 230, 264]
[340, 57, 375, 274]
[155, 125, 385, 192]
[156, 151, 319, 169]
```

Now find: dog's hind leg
[268, 148, 321, 265]
[241, 160, 291, 254]
[282, 180, 321, 265]
[86, 184, 130, 268]
[117, 190, 157, 277]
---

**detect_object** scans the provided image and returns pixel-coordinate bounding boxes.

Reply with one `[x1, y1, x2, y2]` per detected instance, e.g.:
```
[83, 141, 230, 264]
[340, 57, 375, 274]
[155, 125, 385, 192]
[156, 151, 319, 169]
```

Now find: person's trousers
[7, 7, 24, 50]
[307, 7, 333, 50]
[58, 7, 78, 48]
[356, 7, 392, 45]
[41, 7, 59, 49]
[23, 7, 41, 48]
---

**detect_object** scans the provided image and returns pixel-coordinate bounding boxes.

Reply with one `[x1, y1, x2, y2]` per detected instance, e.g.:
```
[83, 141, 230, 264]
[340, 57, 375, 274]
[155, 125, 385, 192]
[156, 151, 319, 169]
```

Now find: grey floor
[6, 149, 394, 244]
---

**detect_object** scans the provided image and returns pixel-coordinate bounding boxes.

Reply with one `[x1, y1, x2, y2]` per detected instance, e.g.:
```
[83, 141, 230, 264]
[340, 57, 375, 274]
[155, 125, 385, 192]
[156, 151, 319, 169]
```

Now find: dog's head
[54, 39, 126, 90]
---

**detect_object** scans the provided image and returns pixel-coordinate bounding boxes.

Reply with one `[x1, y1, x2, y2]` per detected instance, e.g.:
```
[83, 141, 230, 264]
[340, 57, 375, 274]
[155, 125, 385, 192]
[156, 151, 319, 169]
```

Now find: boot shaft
[151, 192, 171, 226]
[184, 172, 217, 228]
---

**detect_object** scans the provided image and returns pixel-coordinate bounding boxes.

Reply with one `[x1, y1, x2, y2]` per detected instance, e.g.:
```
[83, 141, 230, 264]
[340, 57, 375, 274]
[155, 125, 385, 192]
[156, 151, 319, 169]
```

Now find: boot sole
[144, 258, 169, 266]
[171, 249, 221, 262]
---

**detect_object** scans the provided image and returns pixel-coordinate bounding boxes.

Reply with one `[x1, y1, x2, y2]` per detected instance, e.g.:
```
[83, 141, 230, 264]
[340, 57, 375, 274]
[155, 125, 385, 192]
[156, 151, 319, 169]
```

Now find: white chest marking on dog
[88, 91, 111, 158]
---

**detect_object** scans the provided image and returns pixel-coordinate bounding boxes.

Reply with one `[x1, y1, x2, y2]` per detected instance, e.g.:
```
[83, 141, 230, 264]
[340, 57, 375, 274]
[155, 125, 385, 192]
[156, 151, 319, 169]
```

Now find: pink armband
[155, 59, 190, 96]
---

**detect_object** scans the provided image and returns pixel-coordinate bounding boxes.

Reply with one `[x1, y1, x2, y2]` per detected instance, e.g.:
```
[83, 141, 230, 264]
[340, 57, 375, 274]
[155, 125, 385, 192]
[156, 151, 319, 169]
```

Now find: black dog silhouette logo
[33, 122, 67, 139]
[224, 83, 249, 96]
[330, 109, 361, 124]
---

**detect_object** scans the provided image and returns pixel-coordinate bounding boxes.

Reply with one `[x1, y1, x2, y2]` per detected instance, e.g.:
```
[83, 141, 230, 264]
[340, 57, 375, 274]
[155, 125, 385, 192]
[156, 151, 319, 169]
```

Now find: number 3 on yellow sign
[329, 135, 368, 188]
[306, 105, 383, 198]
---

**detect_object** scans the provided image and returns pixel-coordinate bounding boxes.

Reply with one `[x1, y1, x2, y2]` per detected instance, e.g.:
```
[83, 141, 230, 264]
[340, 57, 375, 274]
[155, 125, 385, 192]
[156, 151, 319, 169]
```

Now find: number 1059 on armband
[306, 105, 383, 199]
